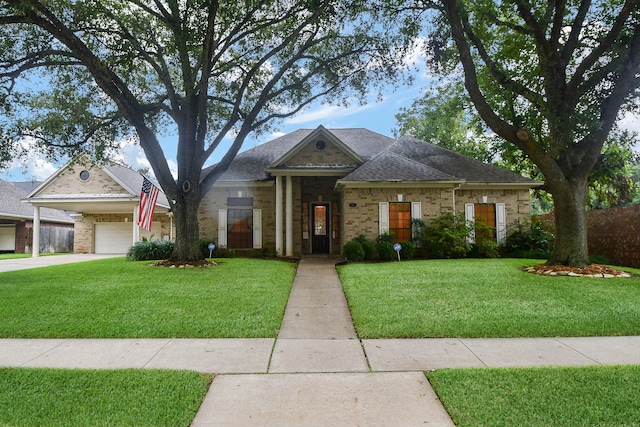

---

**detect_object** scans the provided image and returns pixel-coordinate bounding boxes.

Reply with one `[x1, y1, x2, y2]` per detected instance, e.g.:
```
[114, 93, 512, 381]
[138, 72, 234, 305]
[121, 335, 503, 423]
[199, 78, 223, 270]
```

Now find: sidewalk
[2, 256, 640, 425]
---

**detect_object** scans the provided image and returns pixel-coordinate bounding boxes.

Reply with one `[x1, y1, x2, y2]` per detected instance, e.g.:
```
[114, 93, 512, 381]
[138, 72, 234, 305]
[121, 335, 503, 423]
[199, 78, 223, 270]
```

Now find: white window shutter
[411, 202, 422, 221]
[218, 209, 227, 247]
[464, 203, 475, 243]
[496, 203, 506, 244]
[253, 208, 262, 249]
[379, 202, 389, 234]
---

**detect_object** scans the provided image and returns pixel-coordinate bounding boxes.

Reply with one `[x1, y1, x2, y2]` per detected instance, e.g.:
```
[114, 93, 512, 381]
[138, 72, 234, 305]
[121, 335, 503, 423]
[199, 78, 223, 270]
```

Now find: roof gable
[215, 127, 397, 182]
[269, 126, 364, 169]
[29, 156, 135, 198]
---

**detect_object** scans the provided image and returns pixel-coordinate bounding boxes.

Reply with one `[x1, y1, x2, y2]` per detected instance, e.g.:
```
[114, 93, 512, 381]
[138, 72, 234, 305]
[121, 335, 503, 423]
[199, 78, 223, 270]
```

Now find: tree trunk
[547, 177, 590, 267]
[169, 183, 204, 263]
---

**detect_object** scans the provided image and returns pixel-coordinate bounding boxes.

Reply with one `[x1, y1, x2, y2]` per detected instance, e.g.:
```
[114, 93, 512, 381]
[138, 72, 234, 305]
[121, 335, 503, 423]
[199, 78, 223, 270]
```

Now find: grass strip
[338, 258, 640, 338]
[0, 367, 212, 427]
[0, 257, 296, 338]
[427, 365, 640, 426]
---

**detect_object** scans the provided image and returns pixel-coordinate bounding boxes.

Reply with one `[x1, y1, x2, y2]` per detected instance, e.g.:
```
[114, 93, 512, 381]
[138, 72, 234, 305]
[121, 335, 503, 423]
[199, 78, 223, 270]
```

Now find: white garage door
[0, 225, 16, 251]
[94, 222, 158, 254]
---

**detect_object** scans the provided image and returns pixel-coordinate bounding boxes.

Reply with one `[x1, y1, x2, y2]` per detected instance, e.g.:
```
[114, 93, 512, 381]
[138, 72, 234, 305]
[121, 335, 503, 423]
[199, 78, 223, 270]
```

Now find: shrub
[361, 240, 375, 260]
[399, 241, 415, 260]
[476, 240, 500, 258]
[377, 240, 395, 261]
[422, 212, 472, 259]
[343, 241, 365, 262]
[353, 235, 375, 260]
[127, 238, 174, 261]
[504, 217, 554, 258]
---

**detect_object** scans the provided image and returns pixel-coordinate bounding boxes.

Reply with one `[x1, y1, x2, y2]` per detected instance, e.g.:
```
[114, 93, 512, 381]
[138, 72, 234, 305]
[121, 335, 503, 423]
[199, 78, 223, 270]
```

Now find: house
[0, 178, 74, 253]
[24, 157, 172, 255]
[200, 126, 542, 257]
[21, 126, 541, 256]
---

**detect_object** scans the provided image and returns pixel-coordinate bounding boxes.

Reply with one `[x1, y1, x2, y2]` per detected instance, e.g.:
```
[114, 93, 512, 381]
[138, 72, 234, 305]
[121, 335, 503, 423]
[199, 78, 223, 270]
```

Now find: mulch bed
[525, 263, 634, 278]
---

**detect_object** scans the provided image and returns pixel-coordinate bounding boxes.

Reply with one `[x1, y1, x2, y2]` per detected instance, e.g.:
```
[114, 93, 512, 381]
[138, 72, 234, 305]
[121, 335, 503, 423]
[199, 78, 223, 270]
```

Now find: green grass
[427, 365, 640, 426]
[0, 253, 31, 260]
[0, 257, 296, 338]
[337, 258, 640, 338]
[0, 252, 69, 260]
[0, 367, 212, 426]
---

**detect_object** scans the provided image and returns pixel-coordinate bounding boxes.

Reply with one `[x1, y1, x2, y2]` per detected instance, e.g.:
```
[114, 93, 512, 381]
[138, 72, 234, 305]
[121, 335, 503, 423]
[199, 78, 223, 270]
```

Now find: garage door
[0, 225, 16, 251]
[94, 222, 158, 254]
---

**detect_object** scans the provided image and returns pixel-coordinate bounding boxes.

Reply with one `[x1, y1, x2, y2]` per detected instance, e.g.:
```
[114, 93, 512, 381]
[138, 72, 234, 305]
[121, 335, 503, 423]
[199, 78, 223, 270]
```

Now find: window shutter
[411, 202, 422, 220]
[253, 208, 262, 249]
[496, 203, 506, 244]
[218, 209, 227, 247]
[464, 203, 475, 243]
[379, 202, 389, 234]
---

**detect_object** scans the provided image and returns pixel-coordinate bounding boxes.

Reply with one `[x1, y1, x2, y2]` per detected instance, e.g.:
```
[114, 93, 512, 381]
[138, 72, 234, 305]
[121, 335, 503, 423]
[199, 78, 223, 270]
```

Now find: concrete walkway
[2, 256, 640, 425]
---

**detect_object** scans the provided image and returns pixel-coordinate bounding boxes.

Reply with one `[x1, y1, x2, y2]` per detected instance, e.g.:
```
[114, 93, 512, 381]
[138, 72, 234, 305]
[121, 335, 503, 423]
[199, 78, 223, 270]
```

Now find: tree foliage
[0, 0, 415, 261]
[394, 80, 496, 163]
[419, 0, 640, 267]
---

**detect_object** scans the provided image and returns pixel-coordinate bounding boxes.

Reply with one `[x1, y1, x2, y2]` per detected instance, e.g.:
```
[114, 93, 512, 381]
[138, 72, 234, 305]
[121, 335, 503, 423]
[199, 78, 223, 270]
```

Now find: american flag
[138, 177, 159, 231]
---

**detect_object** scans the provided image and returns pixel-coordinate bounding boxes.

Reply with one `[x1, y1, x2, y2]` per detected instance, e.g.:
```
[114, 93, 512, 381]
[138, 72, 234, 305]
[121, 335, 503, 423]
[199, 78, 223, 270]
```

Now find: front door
[312, 203, 330, 253]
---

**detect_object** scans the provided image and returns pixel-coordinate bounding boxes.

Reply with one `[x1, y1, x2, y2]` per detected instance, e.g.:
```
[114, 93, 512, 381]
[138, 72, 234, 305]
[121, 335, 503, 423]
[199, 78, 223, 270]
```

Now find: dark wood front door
[312, 203, 330, 253]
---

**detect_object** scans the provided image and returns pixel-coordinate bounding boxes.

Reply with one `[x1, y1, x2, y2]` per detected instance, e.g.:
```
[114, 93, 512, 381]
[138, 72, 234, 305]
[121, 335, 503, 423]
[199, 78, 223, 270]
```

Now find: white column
[275, 175, 283, 256]
[133, 206, 140, 244]
[285, 175, 293, 257]
[32, 206, 40, 257]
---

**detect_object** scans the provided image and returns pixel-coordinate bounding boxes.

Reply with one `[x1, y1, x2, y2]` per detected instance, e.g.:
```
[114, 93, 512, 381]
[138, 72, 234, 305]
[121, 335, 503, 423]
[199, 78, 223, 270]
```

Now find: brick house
[202, 126, 542, 257]
[0, 178, 73, 253]
[25, 157, 171, 255]
[23, 126, 541, 256]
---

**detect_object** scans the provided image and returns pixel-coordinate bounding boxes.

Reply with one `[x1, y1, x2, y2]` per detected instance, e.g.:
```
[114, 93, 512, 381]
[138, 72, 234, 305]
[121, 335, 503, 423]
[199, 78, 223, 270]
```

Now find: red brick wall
[586, 205, 640, 268]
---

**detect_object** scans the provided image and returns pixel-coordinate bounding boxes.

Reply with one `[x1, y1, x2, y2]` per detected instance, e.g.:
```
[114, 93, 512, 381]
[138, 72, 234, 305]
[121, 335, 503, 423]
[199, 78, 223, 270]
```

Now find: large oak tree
[423, 0, 640, 267]
[0, 0, 412, 262]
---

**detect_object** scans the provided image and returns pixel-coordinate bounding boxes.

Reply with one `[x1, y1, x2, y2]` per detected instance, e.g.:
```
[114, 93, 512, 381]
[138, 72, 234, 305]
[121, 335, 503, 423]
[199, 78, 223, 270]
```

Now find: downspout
[452, 183, 463, 214]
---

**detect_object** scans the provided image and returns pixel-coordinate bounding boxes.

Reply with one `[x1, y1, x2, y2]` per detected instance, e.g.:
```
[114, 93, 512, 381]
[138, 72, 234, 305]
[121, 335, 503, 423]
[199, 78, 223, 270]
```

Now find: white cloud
[111, 136, 178, 180]
[1, 137, 60, 181]
[285, 102, 376, 125]
[619, 112, 640, 135]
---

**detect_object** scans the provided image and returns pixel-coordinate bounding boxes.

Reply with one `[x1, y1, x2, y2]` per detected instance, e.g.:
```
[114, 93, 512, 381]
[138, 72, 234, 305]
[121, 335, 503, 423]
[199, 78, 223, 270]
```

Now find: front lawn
[0, 367, 212, 427]
[338, 258, 640, 338]
[428, 365, 640, 426]
[0, 257, 296, 338]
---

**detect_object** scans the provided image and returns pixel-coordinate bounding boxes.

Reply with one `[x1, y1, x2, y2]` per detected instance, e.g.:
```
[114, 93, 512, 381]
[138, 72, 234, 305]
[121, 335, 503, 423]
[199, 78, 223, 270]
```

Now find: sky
[1, 49, 639, 183]
[0, 61, 430, 183]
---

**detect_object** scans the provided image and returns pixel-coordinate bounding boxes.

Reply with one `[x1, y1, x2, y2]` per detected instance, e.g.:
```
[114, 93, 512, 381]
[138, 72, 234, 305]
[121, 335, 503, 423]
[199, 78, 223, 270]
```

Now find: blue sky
[0, 68, 428, 183]
[1, 47, 639, 183]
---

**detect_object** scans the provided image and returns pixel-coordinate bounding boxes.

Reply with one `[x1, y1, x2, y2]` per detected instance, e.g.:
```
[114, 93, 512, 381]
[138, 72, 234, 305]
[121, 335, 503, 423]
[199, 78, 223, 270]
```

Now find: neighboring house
[200, 126, 542, 257]
[24, 157, 172, 255]
[0, 178, 74, 253]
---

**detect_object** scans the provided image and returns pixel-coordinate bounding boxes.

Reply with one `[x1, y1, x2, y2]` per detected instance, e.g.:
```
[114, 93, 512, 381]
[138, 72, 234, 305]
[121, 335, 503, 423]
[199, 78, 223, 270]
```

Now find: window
[465, 203, 507, 244]
[222, 197, 255, 249]
[389, 202, 412, 242]
[227, 209, 253, 249]
[474, 203, 496, 241]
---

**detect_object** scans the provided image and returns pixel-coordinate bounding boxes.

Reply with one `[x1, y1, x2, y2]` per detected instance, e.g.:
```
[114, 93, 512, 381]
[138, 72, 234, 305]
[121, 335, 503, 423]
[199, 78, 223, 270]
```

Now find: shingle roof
[386, 135, 536, 184]
[341, 150, 461, 182]
[214, 126, 539, 186]
[217, 128, 397, 181]
[0, 179, 73, 222]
